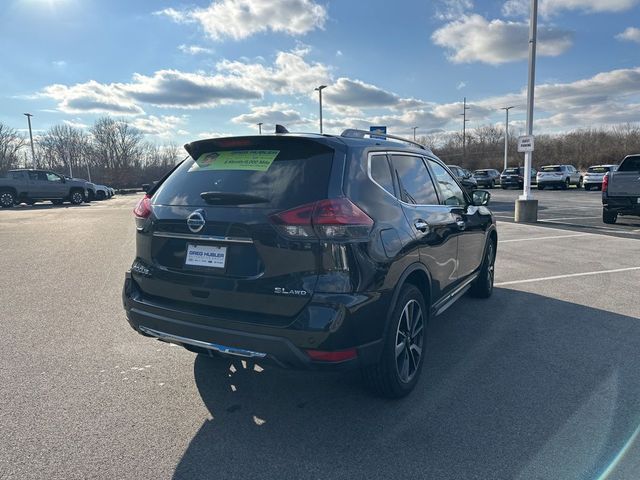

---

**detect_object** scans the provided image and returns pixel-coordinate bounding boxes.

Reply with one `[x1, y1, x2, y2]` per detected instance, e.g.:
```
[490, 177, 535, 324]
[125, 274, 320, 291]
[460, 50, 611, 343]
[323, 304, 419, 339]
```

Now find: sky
[1, 0, 639, 144]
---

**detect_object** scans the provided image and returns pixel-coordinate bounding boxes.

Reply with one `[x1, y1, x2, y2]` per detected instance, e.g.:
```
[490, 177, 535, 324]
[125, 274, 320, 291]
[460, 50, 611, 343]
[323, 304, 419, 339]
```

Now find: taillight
[602, 172, 609, 192]
[270, 198, 373, 240]
[305, 348, 357, 362]
[133, 195, 152, 218]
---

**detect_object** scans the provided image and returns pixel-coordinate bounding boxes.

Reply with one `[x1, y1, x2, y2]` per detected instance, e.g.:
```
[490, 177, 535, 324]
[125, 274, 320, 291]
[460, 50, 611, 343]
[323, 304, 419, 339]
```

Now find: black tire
[538, 184, 544, 190]
[603, 209, 617, 224]
[584, 184, 591, 191]
[577, 177, 583, 189]
[52, 200, 64, 205]
[562, 178, 569, 190]
[489, 180, 495, 189]
[69, 190, 84, 205]
[0, 190, 16, 208]
[469, 239, 496, 299]
[501, 185, 507, 190]
[362, 284, 426, 398]
[96, 191, 106, 200]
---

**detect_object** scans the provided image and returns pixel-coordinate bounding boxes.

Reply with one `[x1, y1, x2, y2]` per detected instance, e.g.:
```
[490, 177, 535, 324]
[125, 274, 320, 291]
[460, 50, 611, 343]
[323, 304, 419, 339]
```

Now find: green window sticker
[189, 150, 280, 172]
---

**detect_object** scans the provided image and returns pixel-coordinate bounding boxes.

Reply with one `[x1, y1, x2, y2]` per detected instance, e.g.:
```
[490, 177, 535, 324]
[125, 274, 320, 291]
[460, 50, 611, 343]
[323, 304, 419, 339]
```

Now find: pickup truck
[602, 154, 640, 224]
[0, 169, 88, 208]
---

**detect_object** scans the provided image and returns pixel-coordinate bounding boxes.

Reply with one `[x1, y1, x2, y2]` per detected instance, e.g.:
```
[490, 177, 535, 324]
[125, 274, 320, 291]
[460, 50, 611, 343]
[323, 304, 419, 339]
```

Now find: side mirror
[142, 183, 150, 193]
[471, 190, 491, 206]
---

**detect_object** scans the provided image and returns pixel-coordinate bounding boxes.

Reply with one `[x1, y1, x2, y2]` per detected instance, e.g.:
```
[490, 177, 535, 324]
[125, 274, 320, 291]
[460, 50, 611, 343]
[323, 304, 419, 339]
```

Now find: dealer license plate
[185, 244, 227, 269]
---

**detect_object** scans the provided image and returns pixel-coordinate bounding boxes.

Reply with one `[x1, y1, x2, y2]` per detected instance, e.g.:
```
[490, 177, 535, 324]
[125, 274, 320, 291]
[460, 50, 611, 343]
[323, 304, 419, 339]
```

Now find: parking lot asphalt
[1, 193, 639, 480]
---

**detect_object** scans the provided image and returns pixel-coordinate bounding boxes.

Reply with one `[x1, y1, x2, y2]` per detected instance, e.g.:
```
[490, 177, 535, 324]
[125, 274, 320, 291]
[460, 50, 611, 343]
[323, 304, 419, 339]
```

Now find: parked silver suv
[584, 164, 617, 191]
[537, 165, 582, 190]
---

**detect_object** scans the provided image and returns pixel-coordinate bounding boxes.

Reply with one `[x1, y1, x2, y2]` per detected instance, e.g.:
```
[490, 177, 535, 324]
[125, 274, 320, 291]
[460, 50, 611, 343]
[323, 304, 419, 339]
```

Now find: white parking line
[500, 233, 592, 243]
[495, 267, 640, 286]
[539, 216, 601, 222]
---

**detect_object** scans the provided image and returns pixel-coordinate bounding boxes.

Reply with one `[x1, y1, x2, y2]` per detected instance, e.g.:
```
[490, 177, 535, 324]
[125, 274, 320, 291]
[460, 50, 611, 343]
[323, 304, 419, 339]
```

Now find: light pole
[515, 0, 539, 222]
[501, 106, 515, 172]
[23, 113, 36, 168]
[315, 85, 327, 134]
[460, 97, 470, 162]
[257, 122, 263, 135]
[412, 126, 418, 141]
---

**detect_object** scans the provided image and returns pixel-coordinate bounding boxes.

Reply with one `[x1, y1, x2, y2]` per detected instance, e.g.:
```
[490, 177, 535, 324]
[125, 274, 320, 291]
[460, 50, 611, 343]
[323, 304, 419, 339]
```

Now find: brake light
[602, 172, 609, 192]
[270, 198, 373, 240]
[306, 348, 357, 362]
[133, 195, 152, 218]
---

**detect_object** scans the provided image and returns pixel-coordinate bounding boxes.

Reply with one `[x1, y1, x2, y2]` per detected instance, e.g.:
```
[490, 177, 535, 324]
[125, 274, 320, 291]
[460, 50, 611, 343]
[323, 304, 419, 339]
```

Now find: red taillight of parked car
[133, 195, 152, 218]
[270, 198, 373, 240]
[306, 348, 358, 362]
[602, 172, 609, 192]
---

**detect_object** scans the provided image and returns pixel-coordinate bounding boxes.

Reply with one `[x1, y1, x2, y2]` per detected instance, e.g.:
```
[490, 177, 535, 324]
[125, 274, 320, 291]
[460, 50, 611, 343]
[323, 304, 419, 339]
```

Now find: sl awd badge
[274, 287, 308, 296]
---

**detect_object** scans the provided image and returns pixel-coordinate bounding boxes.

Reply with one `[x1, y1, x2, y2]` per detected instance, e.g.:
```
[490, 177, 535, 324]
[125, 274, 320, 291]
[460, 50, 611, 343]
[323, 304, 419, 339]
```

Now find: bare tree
[39, 124, 91, 176]
[0, 122, 26, 173]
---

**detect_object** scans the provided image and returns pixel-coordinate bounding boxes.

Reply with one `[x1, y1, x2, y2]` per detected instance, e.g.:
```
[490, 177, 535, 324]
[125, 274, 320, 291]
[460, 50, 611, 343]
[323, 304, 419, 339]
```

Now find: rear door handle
[414, 220, 429, 233]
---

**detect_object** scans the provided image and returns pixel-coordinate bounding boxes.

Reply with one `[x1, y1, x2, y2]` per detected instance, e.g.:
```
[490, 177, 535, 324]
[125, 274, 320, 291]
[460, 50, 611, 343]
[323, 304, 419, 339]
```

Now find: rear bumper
[603, 195, 640, 216]
[122, 272, 385, 370]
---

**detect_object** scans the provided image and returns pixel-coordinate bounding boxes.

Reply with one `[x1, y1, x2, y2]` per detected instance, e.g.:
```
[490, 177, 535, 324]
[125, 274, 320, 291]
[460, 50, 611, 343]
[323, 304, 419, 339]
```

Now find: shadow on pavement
[174, 288, 640, 480]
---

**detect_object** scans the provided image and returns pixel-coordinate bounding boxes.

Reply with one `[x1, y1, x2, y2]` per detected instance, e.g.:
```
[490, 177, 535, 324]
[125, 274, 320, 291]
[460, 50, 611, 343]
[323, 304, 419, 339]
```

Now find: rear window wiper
[200, 191, 269, 205]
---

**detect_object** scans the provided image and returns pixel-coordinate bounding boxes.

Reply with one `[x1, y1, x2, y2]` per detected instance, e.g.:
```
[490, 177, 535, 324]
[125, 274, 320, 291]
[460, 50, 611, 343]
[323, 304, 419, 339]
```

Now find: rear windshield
[587, 166, 611, 173]
[618, 156, 640, 172]
[504, 168, 519, 174]
[541, 166, 562, 172]
[153, 137, 334, 208]
[474, 170, 488, 176]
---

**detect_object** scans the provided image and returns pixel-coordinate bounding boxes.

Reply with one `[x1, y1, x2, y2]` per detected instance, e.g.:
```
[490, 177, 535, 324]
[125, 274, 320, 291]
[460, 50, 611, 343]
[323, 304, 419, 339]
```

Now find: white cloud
[131, 115, 187, 137]
[41, 81, 144, 115]
[336, 50, 343, 57]
[503, 0, 640, 16]
[432, 14, 573, 65]
[196, 131, 235, 139]
[178, 44, 214, 55]
[216, 50, 331, 95]
[39, 49, 327, 114]
[457, 81, 467, 90]
[62, 119, 88, 129]
[156, 0, 327, 41]
[231, 103, 311, 131]
[435, 0, 474, 20]
[616, 27, 640, 43]
[124, 70, 261, 108]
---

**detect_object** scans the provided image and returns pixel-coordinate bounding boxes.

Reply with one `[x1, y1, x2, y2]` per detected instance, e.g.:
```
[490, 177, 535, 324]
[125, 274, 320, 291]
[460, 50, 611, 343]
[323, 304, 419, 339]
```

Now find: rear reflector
[133, 195, 152, 218]
[270, 198, 373, 240]
[306, 348, 357, 362]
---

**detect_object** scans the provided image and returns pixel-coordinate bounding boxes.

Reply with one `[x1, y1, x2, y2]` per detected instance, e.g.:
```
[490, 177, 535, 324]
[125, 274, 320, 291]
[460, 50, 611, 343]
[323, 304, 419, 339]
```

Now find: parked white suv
[537, 165, 582, 190]
[584, 164, 617, 191]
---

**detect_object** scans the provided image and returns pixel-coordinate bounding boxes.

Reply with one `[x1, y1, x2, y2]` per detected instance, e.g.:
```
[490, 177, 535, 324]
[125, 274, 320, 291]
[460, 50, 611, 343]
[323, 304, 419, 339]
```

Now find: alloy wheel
[395, 299, 424, 383]
[1, 192, 14, 207]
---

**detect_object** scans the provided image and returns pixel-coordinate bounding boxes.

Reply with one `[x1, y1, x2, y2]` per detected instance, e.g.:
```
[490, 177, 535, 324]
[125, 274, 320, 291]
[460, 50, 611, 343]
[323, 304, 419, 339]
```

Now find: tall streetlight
[314, 85, 327, 134]
[257, 122, 263, 135]
[460, 97, 470, 162]
[501, 106, 515, 172]
[23, 113, 36, 168]
[515, 0, 539, 223]
[412, 126, 418, 141]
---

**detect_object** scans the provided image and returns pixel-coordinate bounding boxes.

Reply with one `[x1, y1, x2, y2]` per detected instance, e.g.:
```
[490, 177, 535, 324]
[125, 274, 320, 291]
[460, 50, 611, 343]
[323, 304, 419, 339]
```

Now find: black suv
[123, 129, 497, 397]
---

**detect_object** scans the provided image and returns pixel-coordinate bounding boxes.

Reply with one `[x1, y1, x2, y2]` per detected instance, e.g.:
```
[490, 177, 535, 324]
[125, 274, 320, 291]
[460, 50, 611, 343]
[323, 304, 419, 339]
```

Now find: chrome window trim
[367, 151, 446, 208]
[152, 231, 254, 244]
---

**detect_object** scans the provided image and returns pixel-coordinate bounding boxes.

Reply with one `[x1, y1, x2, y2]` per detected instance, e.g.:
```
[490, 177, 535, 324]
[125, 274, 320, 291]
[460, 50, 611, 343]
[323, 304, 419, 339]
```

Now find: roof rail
[340, 129, 428, 151]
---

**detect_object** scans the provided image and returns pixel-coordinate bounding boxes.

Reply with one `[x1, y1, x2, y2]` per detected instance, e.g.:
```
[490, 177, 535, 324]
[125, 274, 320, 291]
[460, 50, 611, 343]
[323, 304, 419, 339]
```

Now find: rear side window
[618, 156, 640, 172]
[504, 168, 518, 175]
[427, 160, 466, 206]
[390, 155, 438, 205]
[153, 138, 334, 209]
[370, 155, 394, 195]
